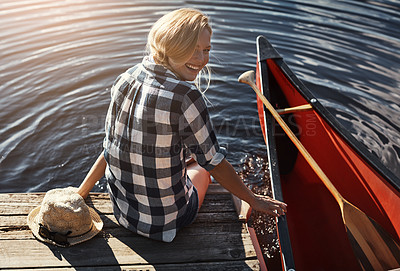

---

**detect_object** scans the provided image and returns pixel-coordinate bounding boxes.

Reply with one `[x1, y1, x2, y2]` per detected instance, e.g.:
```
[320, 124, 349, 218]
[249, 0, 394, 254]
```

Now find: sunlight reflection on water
[0, 0, 399, 192]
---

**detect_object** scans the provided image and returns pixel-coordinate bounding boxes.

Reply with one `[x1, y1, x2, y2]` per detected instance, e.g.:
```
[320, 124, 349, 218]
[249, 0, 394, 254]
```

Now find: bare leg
[187, 162, 211, 209]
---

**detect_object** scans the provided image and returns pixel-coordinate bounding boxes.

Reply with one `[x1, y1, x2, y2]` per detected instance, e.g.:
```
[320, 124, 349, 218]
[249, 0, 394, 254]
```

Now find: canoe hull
[255, 36, 400, 271]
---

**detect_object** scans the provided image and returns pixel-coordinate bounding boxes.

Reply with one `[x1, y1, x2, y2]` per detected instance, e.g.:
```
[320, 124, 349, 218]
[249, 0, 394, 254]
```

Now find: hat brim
[27, 205, 103, 247]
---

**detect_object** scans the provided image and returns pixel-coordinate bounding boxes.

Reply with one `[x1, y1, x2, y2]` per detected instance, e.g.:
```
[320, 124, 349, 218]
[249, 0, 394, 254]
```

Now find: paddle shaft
[239, 71, 345, 207]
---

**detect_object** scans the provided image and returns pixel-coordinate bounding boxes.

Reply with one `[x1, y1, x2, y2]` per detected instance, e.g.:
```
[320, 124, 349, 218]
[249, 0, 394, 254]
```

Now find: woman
[78, 8, 287, 242]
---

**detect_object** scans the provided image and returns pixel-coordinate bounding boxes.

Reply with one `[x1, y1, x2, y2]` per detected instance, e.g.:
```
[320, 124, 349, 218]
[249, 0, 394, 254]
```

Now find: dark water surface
[1, 0, 399, 193]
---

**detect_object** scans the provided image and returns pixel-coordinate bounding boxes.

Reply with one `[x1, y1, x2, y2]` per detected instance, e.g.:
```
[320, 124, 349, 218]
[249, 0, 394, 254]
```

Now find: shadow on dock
[0, 184, 259, 270]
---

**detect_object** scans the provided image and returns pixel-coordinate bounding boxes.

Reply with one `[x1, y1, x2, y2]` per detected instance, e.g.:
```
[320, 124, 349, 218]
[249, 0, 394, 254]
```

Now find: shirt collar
[142, 55, 180, 80]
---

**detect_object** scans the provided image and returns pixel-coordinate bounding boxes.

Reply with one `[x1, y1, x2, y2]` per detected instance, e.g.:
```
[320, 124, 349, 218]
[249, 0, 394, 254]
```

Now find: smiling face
[168, 28, 211, 81]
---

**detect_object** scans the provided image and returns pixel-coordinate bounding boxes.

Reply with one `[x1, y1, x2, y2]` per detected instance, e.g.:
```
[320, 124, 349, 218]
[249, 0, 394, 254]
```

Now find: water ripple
[0, 0, 399, 192]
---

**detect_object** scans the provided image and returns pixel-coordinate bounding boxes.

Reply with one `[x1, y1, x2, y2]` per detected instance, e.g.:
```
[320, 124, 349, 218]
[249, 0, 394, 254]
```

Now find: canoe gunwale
[256, 38, 296, 271]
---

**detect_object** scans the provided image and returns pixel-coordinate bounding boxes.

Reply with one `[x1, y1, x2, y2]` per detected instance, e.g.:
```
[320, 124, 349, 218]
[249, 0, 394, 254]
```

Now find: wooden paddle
[239, 70, 400, 271]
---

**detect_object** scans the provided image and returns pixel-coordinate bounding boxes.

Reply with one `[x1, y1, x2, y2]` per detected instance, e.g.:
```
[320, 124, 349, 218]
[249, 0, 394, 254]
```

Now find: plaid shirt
[103, 56, 226, 242]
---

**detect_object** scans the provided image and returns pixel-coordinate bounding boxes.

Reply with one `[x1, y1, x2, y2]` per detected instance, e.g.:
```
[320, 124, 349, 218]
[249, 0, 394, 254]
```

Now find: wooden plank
[0, 259, 260, 271]
[0, 210, 239, 231]
[0, 183, 226, 206]
[0, 221, 248, 240]
[0, 188, 235, 215]
[0, 226, 256, 269]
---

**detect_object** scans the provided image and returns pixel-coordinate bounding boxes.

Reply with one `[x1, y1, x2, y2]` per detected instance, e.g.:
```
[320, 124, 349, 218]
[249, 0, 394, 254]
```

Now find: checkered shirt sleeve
[179, 85, 226, 170]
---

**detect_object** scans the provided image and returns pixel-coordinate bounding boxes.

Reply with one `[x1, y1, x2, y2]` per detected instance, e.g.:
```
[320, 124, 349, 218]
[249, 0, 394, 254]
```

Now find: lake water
[1, 0, 399, 193]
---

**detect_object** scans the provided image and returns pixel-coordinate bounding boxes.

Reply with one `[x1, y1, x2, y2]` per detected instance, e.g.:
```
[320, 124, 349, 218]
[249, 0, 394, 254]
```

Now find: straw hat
[27, 187, 103, 247]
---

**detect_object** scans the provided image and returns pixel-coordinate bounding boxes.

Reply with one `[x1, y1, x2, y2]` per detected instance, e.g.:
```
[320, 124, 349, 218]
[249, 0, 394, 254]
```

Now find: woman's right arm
[77, 152, 107, 199]
[210, 158, 287, 217]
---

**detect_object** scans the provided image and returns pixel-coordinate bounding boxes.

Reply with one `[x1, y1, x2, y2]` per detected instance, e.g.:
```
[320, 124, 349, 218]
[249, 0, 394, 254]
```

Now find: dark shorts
[176, 185, 199, 231]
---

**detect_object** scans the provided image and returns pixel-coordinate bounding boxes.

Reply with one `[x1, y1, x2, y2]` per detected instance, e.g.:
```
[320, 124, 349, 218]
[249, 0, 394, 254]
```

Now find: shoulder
[112, 64, 141, 88]
[167, 79, 199, 98]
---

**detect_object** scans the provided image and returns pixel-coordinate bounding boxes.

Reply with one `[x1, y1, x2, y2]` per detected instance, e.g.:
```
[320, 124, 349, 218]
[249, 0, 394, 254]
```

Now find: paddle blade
[343, 202, 400, 271]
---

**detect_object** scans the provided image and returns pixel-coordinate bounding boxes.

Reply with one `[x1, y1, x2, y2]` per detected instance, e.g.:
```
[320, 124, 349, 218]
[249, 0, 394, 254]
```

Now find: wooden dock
[0, 184, 260, 270]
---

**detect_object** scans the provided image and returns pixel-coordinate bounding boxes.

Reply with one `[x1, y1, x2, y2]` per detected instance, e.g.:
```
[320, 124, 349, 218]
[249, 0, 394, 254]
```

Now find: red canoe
[254, 35, 400, 271]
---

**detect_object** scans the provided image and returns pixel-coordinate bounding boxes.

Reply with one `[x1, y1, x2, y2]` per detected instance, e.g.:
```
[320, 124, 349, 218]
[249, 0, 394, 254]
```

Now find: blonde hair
[147, 8, 212, 94]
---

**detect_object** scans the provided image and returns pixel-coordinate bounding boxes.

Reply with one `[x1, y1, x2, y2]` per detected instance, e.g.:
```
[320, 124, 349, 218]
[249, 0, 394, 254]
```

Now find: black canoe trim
[256, 35, 400, 193]
[258, 37, 282, 61]
[256, 37, 296, 271]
